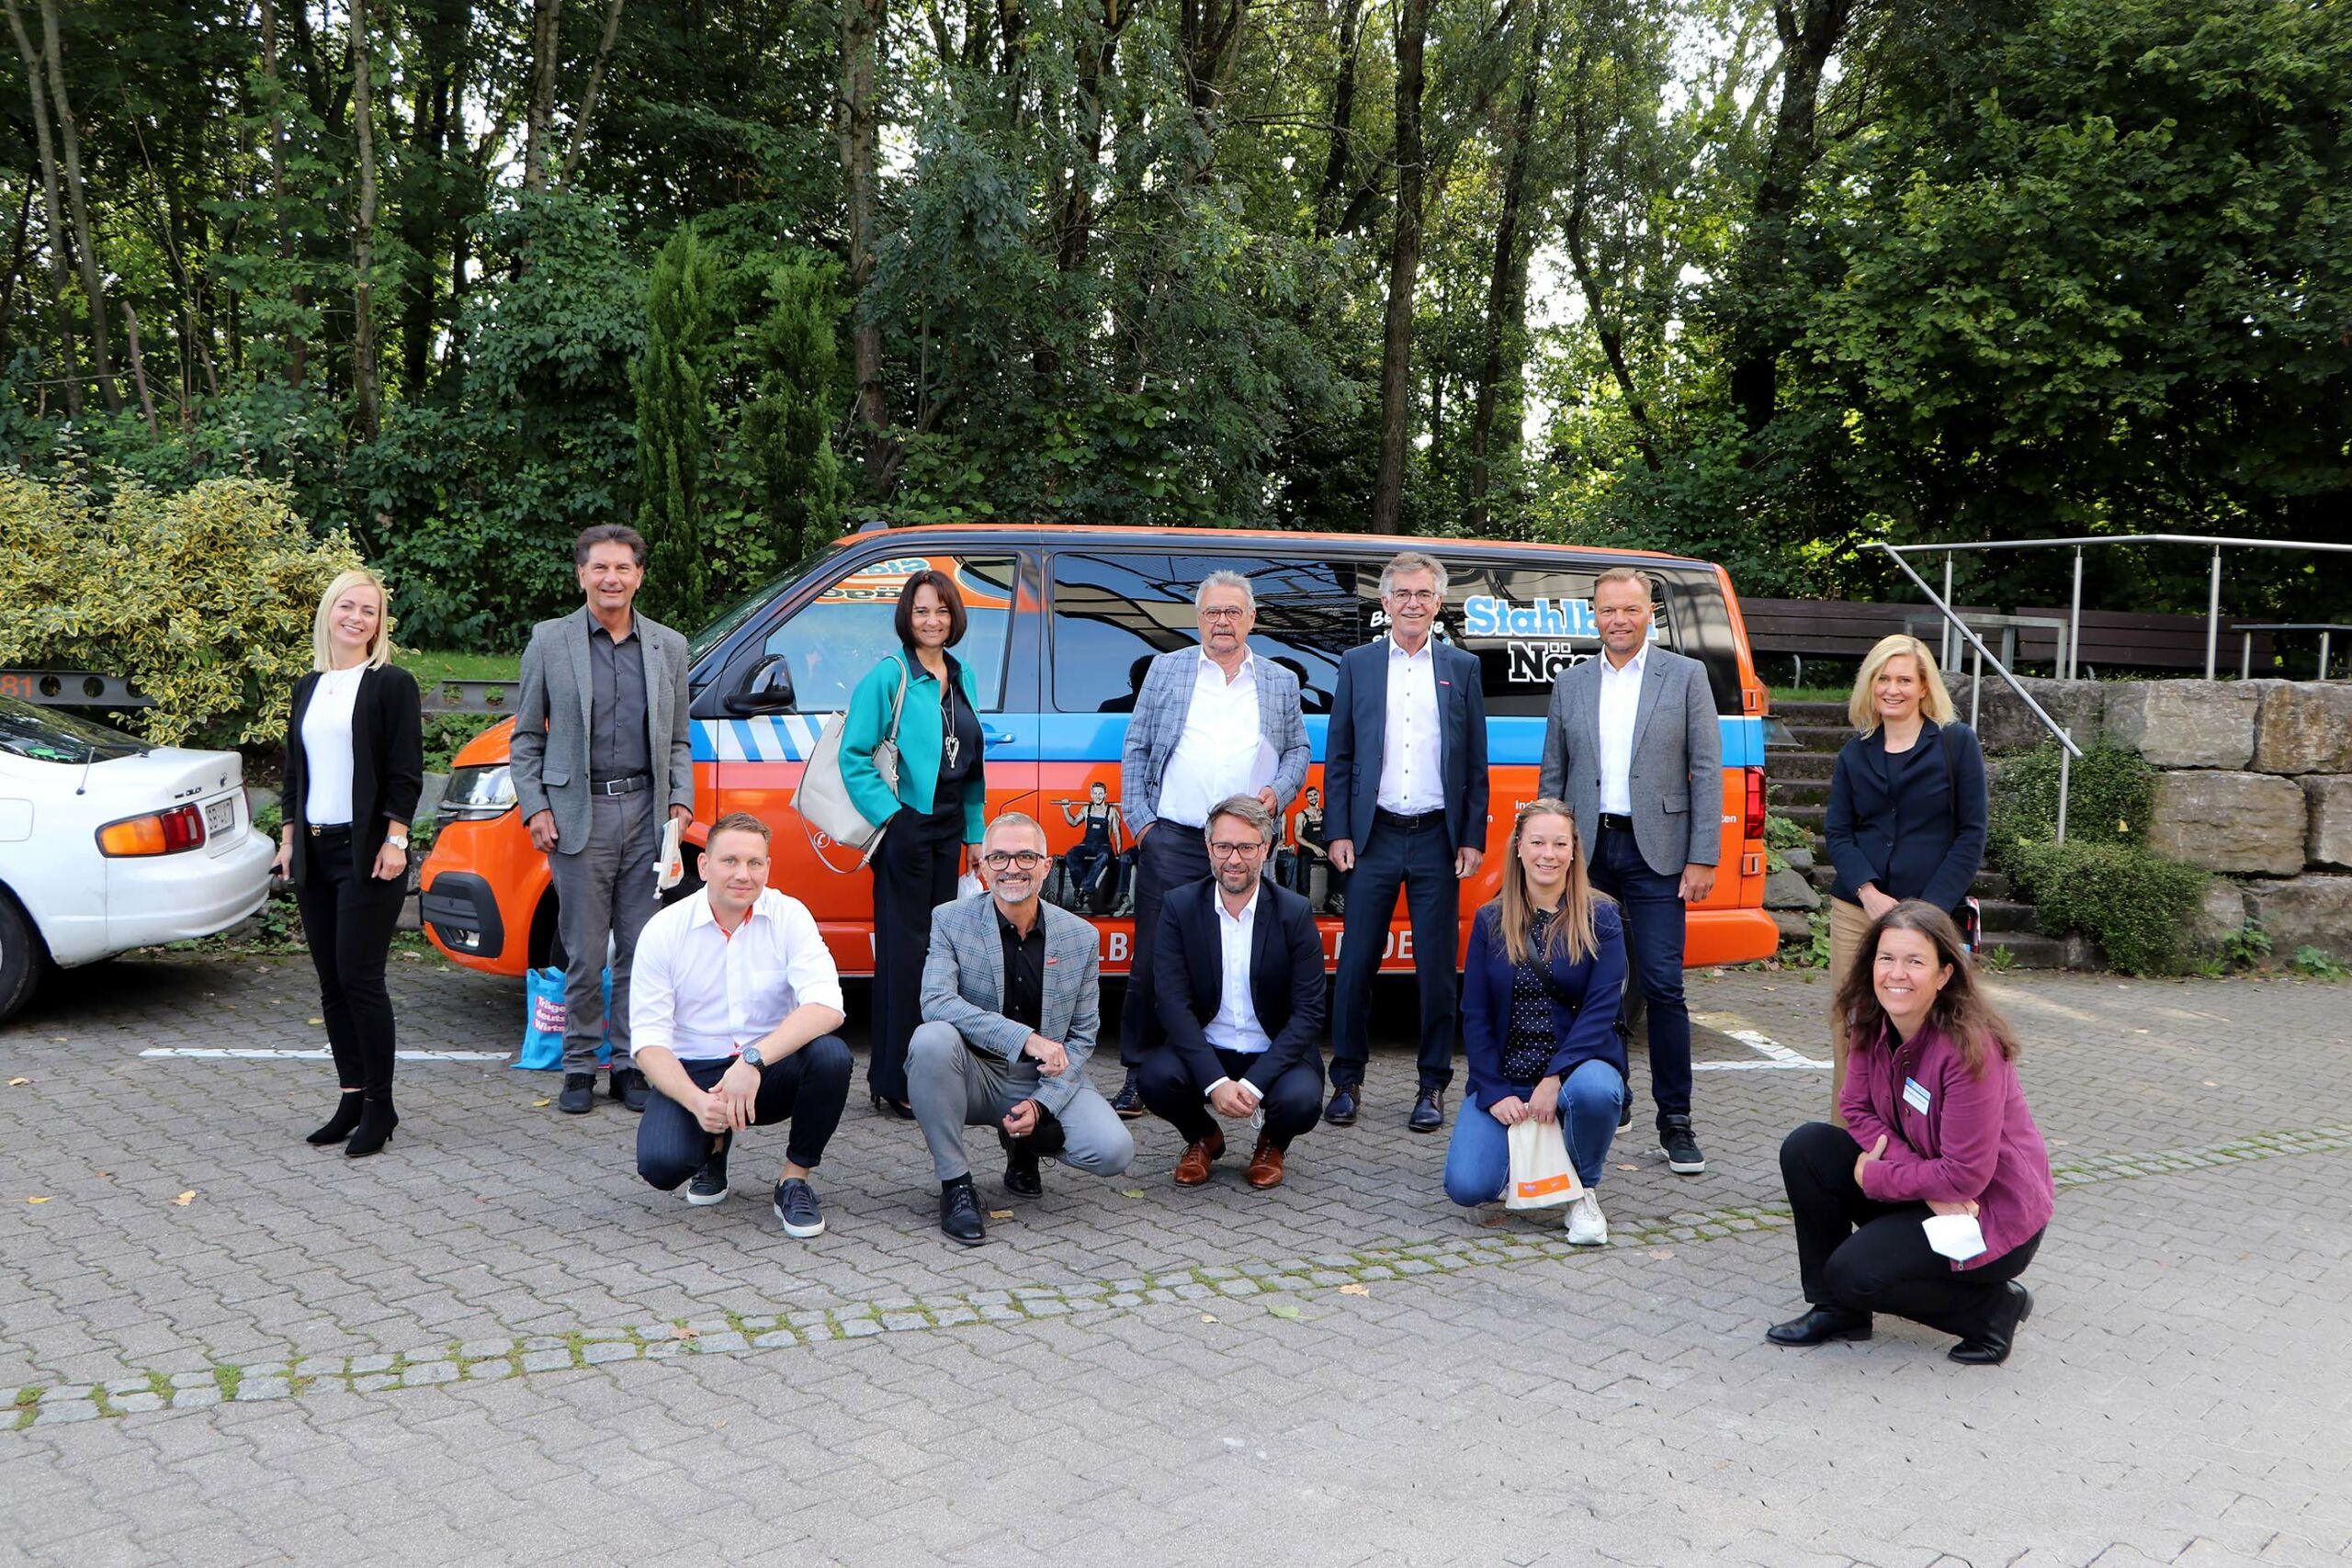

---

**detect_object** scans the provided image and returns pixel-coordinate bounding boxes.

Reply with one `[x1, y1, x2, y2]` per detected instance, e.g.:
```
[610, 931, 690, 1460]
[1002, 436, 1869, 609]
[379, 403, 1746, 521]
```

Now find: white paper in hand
[1922, 1213, 1987, 1261]
[655, 816, 685, 892]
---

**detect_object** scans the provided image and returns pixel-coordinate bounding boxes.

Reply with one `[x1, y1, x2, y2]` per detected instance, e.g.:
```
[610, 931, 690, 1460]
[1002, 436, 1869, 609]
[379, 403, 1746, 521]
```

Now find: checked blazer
[1118, 648, 1311, 837]
[919, 891, 1102, 1116]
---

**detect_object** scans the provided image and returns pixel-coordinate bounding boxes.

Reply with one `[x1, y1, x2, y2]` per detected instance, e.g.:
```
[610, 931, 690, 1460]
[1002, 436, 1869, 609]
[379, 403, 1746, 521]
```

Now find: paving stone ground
[2, 950, 2348, 1566]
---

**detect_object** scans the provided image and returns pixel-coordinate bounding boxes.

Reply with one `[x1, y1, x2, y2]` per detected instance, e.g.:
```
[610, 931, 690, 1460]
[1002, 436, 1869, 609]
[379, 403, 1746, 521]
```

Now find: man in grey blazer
[510, 525, 695, 1117]
[910, 813, 1135, 1246]
[1113, 570, 1312, 1113]
[1537, 565, 1721, 1176]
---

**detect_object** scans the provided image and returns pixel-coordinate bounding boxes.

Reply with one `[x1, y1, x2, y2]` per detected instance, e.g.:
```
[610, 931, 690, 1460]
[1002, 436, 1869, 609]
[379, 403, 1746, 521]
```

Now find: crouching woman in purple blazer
[1769, 900, 2054, 1365]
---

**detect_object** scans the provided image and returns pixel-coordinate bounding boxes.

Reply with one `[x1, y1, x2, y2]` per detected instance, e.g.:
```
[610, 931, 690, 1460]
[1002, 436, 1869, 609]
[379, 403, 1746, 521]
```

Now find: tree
[1369, 0, 1430, 535]
[740, 256, 845, 567]
[632, 227, 719, 626]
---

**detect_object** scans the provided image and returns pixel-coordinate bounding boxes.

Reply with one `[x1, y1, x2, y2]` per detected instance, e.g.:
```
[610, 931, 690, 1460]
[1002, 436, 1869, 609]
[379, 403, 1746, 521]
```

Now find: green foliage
[0, 469, 359, 749]
[2220, 922, 2274, 972]
[634, 228, 721, 627]
[737, 255, 845, 570]
[1764, 813, 1814, 852]
[2008, 840, 2208, 976]
[1978, 943, 2018, 974]
[2290, 946, 2348, 980]
[1987, 742, 2155, 874]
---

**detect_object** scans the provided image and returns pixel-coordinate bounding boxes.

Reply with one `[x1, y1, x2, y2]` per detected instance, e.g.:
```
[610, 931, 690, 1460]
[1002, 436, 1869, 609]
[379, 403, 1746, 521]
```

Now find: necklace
[939, 675, 960, 771]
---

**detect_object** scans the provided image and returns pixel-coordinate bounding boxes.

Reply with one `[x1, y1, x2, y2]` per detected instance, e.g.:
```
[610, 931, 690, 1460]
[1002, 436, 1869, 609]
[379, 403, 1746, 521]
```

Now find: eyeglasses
[981, 851, 1047, 870]
[1386, 589, 1440, 604]
[1198, 606, 1250, 622]
[1207, 840, 1266, 859]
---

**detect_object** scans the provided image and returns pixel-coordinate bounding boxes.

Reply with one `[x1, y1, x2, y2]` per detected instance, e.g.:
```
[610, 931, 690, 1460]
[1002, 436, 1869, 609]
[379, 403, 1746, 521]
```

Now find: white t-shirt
[302, 665, 367, 826]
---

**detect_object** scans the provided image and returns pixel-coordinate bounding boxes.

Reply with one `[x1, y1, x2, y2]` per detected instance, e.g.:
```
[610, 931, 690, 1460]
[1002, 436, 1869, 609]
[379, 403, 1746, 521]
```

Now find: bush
[0, 469, 361, 750]
[1987, 740, 2154, 875]
[2007, 840, 2209, 976]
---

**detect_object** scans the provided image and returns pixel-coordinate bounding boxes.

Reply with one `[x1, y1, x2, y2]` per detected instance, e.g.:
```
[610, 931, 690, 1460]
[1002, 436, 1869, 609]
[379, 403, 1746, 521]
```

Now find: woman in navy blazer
[1822, 636, 1987, 1122]
[1444, 799, 1629, 1244]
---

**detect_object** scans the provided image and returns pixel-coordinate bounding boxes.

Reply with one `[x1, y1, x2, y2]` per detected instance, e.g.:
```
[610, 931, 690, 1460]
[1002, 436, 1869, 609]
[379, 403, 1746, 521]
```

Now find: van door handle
[983, 728, 1018, 749]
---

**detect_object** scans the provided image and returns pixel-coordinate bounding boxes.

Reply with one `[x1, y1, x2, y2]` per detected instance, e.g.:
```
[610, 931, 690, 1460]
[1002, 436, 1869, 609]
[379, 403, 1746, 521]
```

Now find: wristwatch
[385, 831, 410, 852]
[739, 1046, 765, 1070]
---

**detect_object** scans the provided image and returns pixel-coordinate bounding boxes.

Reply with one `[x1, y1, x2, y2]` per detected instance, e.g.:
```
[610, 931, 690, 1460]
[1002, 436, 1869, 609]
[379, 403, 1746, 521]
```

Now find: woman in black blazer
[273, 569, 424, 1157]
[1821, 634, 1987, 1122]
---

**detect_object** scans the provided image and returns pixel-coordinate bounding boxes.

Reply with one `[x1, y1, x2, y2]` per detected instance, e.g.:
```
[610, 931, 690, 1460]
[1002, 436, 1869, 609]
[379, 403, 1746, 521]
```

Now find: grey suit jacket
[1118, 648, 1310, 836]
[509, 606, 695, 853]
[1536, 645, 1722, 875]
[920, 892, 1102, 1116]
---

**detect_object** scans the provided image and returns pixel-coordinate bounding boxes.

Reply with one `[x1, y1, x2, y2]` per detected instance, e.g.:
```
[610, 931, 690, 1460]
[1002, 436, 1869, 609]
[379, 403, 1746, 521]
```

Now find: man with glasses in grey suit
[1111, 570, 1311, 1117]
[910, 813, 1136, 1247]
[510, 525, 695, 1118]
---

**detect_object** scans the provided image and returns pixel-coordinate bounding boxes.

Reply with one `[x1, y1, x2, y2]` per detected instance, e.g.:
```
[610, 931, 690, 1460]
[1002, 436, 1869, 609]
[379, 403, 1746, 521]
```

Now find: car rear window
[0, 696, 152, 763]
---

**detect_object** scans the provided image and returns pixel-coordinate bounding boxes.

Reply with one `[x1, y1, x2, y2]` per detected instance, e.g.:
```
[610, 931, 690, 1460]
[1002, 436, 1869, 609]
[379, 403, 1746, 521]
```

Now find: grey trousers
[547, 788, 659, 1072]
[906, 1021, 1136, 1184]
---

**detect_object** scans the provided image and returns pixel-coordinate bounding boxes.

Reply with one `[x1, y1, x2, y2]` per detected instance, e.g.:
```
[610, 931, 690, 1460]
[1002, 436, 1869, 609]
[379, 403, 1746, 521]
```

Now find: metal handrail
[2229, 623, 2351, 681]
[1884, 534, 2352, 681]
[1869, 544, 2085, 842]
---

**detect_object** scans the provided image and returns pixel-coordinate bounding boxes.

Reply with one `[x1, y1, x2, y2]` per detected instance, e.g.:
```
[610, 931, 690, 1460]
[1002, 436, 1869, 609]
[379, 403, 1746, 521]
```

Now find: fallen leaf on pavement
[1200, 1314, 1218, 1323]
[1119, 1189, 1145, 1199]
[1646, 1247, 1672, 1260]
[988, 1210, 1013, 1220]
[174, 1190, 198, 1206]
[533, 1099, 551, 1108]
[671, 1324, 699, 1340]
[26, 1196, 51, 1204]
[1478, 1213, 1508, 1227]
[7, 1077, 27, 1086]
[1265, 1301, 1302, 1320]
[1339, 1283, 1370, 1297]
[1616, 1163, 1637, 1172]
[308, 1017, 324, 1026]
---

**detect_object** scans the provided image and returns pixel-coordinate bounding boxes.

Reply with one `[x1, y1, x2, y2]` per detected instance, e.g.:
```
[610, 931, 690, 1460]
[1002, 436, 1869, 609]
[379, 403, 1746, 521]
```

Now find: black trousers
[294, 828, 406, 1101]
[1781, 1121, 2043, 1342]
[868, 790, 966, 1104]
[1329, 811, 1458, 1092]
[1137, 1047, 1324, 1150]
[1119, 824, 1213, 1068]
[638, 1040, 854, 1189]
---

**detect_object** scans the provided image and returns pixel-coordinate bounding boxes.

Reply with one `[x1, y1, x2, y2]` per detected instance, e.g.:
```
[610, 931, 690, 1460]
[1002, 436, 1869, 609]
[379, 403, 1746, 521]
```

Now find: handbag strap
[886, 652, 910, 744]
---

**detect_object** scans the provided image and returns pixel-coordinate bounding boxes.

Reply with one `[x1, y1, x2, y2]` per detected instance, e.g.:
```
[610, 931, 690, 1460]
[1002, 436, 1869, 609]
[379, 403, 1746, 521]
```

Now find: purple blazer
[1841, 1019, 2054, 1271]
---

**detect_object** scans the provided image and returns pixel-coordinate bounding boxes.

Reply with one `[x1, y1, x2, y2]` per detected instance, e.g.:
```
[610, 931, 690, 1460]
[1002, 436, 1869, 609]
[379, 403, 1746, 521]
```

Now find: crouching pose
[629, 813, 853, 1238]
[1140, 796, 1327, 1190]
[912, 814, 1136, 1246]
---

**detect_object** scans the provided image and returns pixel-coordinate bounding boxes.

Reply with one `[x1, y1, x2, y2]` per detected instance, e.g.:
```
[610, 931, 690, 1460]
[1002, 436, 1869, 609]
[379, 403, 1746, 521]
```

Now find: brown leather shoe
[1173, 1127, 1226, 1186]
[1244, 1134, 1286, 1190]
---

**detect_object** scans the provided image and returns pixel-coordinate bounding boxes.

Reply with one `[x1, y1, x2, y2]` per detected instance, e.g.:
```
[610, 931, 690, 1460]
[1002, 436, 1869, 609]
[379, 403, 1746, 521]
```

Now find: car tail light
[97, 804, 208, 856]
[1744, 767, 1767, 841]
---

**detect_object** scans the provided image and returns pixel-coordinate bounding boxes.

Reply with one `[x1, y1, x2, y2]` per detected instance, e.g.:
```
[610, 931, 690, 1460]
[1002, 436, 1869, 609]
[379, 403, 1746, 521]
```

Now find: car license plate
[205, 798, 235, 835]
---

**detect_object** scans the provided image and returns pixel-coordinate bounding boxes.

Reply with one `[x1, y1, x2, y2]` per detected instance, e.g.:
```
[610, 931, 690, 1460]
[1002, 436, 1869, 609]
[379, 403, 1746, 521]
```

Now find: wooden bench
[2012, 609, 2274, 676]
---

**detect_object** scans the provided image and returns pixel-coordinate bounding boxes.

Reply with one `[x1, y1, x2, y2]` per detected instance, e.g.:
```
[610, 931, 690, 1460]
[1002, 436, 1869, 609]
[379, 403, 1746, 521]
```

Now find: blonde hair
[1589, 565, 1654, 603]
[1849, 634, 1955, 733]
[1495, 798, 1599, 966]
[311, 568, 394, 672]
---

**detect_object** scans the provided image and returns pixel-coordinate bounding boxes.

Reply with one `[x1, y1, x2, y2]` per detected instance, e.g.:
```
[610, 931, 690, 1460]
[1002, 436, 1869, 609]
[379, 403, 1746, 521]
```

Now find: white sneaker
[1565, 1190, 1608, 1247]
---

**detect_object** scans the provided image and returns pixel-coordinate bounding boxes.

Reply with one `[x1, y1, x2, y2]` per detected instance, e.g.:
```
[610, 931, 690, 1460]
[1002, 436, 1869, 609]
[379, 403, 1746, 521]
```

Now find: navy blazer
[1822, 720, 1988, 912]
[1151, 876, 1327, 1094]
[1323, 637, 1490, 854]
[1459, 899, 1628, 1112]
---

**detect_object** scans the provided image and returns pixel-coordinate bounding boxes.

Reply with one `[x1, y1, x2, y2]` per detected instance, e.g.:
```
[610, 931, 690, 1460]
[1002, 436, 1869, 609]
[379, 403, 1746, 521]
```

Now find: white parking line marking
[141, 1049, 509, 1062]
[1690, 1013, 1830, 1072]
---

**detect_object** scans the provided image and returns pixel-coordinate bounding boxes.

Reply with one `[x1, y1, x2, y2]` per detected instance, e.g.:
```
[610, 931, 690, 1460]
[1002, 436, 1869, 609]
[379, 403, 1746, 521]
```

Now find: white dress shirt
[1156, 650, 1264, 828]
[1376, 634, 1445, 816]
[301, 665, 366, 826]
[1596, 643, 1649, 817]
[628, 887, 844, 1062]
[1203, 885, 1271, 1104]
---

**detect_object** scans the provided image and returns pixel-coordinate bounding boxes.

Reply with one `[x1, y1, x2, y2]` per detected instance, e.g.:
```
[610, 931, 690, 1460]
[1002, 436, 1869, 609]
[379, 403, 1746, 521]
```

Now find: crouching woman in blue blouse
[1444, 799, 1630, 1245]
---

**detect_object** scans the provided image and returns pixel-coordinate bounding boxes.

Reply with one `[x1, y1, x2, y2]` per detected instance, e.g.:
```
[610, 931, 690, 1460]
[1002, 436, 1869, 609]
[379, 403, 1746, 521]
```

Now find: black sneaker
[1659, 1115, 1706, 1175]
[773, 1177, 825, 1238]
[939, 1178, 986, 1247]
[615, 1066, 651, 1113]
[558, 1073, 596, 1114]
[1111, 1071, 1146, 1121]
[685, 1152, 729, 1206]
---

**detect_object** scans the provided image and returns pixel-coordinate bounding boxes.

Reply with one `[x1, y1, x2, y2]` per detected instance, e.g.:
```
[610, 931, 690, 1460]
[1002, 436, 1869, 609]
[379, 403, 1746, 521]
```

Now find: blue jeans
[1591, 824, 1693, 1126]
[1442, 1059, 1624, 1205]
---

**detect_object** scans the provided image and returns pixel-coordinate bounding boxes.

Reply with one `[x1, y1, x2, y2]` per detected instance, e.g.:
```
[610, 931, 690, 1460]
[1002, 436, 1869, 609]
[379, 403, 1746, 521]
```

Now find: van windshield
[689, 544, 849, 661]
[0, 696, 153, 764]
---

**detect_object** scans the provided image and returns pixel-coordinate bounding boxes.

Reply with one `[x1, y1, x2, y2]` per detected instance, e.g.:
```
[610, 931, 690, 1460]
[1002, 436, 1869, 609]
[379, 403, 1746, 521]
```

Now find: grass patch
[1769, 685, 1854, 705]
[401, 649, 522, 687]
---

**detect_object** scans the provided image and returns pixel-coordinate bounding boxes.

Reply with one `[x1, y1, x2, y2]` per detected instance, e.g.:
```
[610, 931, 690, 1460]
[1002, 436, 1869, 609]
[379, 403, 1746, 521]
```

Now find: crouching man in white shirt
[630, 812, 853, 1237]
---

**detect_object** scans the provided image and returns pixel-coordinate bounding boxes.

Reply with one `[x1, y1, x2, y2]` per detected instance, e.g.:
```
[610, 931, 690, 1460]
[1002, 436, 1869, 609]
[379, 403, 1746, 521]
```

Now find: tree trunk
[0, 141, 34, 366]
[4, 0, 76, 414]
[351, 0, 382, 438]
[1467, 10, 1544, 532]
[1055, 0, 1125, 275]
[523, 0, 564, 193]
[35, 0, 119, 412]
[559, 0, 628, 185]
[841, 0, 892, 486]
[1369, 0, 1430, 535]
[122, 301, 161, 436]
[1312, 0, 1363, 241]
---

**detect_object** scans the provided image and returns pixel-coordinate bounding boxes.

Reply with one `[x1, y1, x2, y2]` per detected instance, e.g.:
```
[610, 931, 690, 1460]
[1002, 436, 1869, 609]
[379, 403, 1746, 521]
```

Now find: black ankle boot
[306, 1091, 364, 1145]
[345, 1096, 400, 1158]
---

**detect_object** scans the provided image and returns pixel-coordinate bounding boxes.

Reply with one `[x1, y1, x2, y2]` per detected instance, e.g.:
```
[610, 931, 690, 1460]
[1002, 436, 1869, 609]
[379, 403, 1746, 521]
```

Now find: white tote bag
[1504, 1118, 1584, 1211]
[793, 660, 908, 871]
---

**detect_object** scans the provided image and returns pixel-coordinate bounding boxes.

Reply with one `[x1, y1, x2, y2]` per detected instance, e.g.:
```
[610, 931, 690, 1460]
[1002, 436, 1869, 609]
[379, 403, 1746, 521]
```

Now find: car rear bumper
[95, 834, 275, 957]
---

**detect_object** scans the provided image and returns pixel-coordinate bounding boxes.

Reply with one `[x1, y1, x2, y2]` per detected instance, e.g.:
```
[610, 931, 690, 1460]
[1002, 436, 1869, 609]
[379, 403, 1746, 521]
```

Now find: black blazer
[1323, 637, 1489, 855]
[283, 665, 424, 886]
[1152, 876, 1327, 1093]
[1822, 719, 1987, 912]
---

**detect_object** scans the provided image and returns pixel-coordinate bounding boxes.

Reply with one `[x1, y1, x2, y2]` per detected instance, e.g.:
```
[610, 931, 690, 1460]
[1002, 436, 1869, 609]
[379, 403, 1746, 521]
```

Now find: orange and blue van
[421, 525, 1777, 979]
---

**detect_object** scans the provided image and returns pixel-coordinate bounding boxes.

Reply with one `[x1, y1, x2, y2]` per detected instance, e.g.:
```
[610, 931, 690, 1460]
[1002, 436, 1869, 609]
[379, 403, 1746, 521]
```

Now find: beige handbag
[1504, 1117, 1584, 1210]
[794, 657, 908, 871]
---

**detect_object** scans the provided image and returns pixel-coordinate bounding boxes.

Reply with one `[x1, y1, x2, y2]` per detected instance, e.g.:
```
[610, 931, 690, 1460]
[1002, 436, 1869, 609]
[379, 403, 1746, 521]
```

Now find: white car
[0, 696, 276, 1021]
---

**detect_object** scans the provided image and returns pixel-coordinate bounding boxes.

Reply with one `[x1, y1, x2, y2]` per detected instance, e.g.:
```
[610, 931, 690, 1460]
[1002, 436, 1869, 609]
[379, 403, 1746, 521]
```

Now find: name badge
[1902, 1077, 1932, 1115]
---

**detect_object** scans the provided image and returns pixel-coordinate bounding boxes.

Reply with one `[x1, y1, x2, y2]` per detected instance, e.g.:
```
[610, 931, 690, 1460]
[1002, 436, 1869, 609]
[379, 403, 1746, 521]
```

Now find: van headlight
[441, 763, 518, 821]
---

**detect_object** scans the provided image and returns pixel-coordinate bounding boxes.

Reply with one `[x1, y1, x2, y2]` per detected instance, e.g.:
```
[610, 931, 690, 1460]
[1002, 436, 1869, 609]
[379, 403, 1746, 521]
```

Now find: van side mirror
[726, 655, 796, 715]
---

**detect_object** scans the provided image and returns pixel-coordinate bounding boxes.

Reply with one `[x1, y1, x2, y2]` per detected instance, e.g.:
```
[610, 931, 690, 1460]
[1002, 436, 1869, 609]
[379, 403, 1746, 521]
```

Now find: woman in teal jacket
[842, 569, 987, 1117]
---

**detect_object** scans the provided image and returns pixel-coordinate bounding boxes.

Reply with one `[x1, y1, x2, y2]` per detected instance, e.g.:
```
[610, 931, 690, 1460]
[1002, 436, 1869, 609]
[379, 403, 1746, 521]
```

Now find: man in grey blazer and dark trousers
[1538, 565, 1721, 1175]
[910, 814, 1135, 1246]
[1323, 550, 1488, 1134]
[510, 525, 695, 1117]
[1112, 570, 1311, 1116]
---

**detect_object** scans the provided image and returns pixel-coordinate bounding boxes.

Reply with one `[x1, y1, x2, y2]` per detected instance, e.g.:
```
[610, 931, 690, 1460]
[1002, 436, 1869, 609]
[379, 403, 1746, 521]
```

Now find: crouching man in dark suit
[1138, 795, 1327, 1190]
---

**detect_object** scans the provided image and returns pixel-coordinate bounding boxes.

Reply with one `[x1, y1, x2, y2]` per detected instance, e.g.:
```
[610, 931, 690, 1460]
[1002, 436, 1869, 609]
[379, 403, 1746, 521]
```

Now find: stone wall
[1955, 676, 2352, 960]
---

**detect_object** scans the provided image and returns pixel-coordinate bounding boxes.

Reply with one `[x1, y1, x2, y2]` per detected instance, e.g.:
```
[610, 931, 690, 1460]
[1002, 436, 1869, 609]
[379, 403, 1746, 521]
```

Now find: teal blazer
[841, 649, 987, 845]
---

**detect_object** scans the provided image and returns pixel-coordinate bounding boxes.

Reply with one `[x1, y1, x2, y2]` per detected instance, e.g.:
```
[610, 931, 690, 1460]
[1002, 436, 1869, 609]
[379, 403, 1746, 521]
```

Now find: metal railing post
[2242, 632, 2253, 680]
[2068, 548, 2084, 680]
[1942, 554, 1956, 671]
[2055, 731, 2072, 844]
[1971, 638, 1983, 729]
[2323, 631, 2334, 681]
[2206, 547, 2222, 680]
